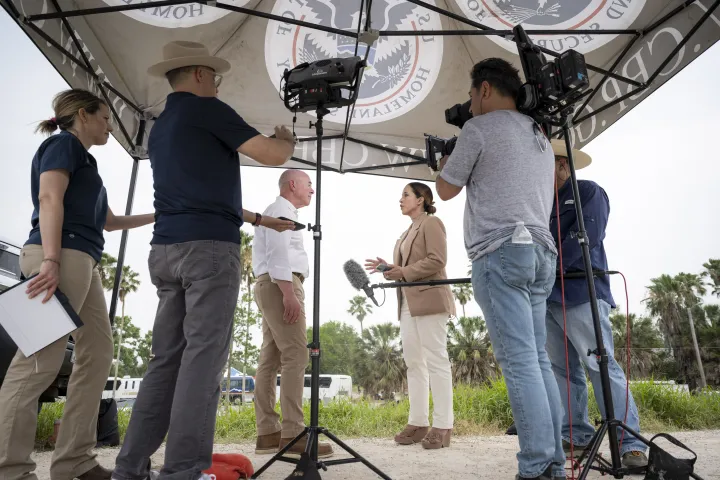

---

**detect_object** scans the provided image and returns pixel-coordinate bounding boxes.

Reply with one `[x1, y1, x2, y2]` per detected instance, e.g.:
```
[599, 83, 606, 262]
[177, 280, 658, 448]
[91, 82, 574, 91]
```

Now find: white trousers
[399, 296, 454, 429]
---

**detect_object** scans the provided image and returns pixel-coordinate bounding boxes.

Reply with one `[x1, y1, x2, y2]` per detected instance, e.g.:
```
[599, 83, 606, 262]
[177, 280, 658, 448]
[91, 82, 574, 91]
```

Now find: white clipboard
[0, 276, 83, 357]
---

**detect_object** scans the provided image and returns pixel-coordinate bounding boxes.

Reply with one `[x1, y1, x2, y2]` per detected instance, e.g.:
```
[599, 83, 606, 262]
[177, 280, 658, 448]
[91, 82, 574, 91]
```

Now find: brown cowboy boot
[394, 425, 429, 445]
[421, 428, 452, 450]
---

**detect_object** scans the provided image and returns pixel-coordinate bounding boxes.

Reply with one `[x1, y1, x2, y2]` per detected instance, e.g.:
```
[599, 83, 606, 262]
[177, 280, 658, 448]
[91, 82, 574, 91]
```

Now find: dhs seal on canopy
[265, 0, 444, 125]
[100, 0, 251, 28]
[453, 0, 646, 54]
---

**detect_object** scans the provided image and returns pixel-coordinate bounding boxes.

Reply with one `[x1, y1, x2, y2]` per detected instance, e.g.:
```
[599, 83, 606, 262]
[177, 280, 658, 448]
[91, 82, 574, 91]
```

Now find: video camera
[425, 24, 589, 171]
[280, 56, 365, 113]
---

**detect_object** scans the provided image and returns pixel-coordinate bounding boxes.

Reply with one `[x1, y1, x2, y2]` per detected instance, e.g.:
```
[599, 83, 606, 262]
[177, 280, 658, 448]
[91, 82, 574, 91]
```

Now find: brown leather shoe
[280, 434, 334, 459]
[394, 425, 429, 445]
[76, 465, 112, 480]
[421, 428, 452, 449]
[255, 431, 282, 454]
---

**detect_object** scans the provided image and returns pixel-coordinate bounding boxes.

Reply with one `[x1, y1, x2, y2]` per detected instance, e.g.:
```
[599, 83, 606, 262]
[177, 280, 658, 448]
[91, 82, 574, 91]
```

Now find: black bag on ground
[644, 433, 697, 480]
[96, 398, 120, 447]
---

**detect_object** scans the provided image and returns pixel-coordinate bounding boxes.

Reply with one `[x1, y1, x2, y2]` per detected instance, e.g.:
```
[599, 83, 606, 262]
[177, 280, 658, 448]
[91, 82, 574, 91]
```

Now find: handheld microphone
[343, 259, 379, 307]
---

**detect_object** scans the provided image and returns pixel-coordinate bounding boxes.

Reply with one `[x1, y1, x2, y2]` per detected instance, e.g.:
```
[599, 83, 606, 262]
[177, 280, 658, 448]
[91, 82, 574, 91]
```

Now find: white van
[102, 376, 143, 399]
[0, 237, 22, 293]
[276, 374, 352, 403]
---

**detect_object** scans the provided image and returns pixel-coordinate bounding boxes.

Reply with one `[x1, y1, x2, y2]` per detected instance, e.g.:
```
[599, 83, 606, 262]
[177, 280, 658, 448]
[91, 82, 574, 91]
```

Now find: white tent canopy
[3, 0, 720, 182]
[3, 0, 720, 321]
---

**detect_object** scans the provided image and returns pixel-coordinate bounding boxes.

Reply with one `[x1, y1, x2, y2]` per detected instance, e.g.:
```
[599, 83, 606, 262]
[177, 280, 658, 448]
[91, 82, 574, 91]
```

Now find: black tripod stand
[252, 107, 391, 480]
[554, 117, 653, 480]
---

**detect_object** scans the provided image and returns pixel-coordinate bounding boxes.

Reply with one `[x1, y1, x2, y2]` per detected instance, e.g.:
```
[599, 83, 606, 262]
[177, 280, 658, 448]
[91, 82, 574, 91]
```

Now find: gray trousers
[113, 240, 241, 480]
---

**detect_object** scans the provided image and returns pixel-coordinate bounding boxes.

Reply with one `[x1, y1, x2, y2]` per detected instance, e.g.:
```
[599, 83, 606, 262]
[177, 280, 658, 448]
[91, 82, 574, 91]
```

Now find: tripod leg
[577, 422, 608, 480]
[251, 427, 309, 479]
[322, 430, 393, 480]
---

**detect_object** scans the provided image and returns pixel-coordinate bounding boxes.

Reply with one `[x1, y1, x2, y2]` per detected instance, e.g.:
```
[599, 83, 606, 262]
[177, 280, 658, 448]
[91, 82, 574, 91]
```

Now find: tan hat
[551, 139, 592, 170]
[148, 40, 231, 77]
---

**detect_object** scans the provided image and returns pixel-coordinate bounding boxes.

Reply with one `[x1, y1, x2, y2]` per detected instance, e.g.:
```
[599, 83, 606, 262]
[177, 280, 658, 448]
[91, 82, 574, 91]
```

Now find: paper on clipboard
[0, 276, 83, 357]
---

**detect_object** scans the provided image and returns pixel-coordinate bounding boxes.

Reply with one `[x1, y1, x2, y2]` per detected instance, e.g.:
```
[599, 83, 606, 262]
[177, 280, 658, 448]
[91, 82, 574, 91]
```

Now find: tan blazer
[393, 214, 456, 320]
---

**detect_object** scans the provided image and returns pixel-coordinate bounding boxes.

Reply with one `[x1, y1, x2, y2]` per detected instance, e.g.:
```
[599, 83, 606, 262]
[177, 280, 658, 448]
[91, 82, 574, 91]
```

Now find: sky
[1, 10, 719, 356]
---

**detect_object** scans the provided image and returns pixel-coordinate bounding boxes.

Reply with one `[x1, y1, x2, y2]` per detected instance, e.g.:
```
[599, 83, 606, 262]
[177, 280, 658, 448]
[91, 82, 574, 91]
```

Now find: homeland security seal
[100, 0, 251, 28]
[453, 0, 646, 54]
[264, 0, 444, 125]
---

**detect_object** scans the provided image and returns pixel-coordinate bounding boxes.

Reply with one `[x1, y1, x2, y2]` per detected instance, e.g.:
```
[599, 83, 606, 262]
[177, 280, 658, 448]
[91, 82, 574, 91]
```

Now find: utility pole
[687, 308, 707, 390]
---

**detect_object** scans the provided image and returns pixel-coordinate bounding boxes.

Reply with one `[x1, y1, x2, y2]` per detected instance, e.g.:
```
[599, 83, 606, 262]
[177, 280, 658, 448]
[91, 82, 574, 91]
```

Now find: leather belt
[293, 272, 305, 284]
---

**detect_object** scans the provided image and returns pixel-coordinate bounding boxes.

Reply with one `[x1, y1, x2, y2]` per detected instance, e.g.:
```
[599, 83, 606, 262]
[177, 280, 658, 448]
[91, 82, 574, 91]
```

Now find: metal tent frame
[1, 0, 718, 441]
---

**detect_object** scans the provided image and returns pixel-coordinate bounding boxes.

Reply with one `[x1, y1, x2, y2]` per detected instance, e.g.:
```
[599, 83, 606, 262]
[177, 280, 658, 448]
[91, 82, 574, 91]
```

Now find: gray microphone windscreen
[343, 259, 369, 290]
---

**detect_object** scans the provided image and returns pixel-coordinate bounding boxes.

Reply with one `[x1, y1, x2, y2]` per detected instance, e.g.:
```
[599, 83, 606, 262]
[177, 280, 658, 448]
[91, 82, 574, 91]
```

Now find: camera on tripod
[281, 56, 365, 113]
[424, 24, 589, 171]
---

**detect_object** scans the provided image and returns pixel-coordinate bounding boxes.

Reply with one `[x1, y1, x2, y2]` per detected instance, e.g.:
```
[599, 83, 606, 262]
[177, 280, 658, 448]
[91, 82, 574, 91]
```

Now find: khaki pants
[0, 245, 114, 480]
[253, 274, 308, 438]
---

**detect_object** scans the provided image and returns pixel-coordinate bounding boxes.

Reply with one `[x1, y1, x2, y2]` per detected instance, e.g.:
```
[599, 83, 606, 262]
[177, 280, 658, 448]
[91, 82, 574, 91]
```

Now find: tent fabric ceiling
[2, 0, 720, 181]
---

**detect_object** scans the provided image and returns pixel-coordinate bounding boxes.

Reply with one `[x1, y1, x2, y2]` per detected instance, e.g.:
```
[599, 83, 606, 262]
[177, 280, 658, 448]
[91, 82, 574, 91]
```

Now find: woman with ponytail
[0, 89, 154, 480]
[364, 182, 455, 450]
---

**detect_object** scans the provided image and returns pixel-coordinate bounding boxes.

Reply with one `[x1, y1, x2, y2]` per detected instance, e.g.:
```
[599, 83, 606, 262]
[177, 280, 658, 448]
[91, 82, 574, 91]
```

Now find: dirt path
[32, 430, 720, 479]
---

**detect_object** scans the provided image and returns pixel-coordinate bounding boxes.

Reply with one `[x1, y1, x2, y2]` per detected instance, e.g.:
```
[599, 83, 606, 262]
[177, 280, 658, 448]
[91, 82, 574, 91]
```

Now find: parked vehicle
[276, 374, 353, 403]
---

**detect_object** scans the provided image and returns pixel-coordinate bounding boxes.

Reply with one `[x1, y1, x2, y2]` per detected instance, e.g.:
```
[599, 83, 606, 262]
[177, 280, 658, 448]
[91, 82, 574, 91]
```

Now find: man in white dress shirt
[251, 169, 333, 459]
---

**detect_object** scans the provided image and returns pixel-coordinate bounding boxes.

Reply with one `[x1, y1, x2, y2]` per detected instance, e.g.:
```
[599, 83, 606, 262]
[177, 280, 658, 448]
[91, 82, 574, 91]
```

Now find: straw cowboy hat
[148, 40, 231, 77]
[550, 139, 592, 170]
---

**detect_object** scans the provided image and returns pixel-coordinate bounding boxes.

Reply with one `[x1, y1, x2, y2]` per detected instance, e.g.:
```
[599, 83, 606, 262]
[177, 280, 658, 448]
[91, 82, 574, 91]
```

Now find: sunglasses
[199, 67, 223, 88]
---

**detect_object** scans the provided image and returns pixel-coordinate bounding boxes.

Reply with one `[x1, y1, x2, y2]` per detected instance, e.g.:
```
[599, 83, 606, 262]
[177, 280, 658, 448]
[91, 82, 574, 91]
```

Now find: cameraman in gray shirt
[436, 58, 565, 480]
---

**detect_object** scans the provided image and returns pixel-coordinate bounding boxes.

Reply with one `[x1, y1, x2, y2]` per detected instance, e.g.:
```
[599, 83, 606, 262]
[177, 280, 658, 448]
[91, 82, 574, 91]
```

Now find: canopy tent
[1, 0, 719, 336]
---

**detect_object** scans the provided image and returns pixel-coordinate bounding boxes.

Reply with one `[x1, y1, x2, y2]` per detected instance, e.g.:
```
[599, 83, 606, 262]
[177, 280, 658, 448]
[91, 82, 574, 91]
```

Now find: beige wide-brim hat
[148, 40, 231, 77]
[551, 139, 592, 170]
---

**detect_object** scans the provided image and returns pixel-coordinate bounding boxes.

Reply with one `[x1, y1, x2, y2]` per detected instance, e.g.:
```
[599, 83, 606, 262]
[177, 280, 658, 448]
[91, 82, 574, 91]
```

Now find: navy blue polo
[26, 130, 108, 263]
[148, 92, 261, 245]
[548, 179, 615, 308]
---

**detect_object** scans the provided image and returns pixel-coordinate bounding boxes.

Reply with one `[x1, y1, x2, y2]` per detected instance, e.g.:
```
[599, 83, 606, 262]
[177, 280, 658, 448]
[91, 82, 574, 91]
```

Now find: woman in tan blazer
[365, 182, 455, 450]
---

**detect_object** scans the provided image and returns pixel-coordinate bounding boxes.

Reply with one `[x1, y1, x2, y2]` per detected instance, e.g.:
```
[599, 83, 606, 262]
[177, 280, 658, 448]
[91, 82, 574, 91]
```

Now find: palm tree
[98, 253, 118, 291]
[111, 265, 141, 398]
[447, 316, 497, 385]
[348, 295, 373, 334]
[357, 323, 405, 398]
[702, 259, 720, 297]
[644, 273, 706, 389]
[610, 312, 665, 379]
[239, 231, 256, 402]
[452, 284, 473, 317]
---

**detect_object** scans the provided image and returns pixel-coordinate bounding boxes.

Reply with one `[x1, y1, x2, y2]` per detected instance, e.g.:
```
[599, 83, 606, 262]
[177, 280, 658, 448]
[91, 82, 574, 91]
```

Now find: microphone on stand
[343, 259, 379, 307]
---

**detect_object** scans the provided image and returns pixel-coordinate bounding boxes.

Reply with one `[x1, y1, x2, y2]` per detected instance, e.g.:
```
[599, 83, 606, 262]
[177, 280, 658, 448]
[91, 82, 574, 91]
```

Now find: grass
[36, 380, 720, 447]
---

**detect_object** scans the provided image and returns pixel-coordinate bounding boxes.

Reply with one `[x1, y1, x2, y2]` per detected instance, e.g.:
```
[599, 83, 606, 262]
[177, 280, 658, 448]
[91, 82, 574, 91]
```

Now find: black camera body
[281, 56, 365, 113]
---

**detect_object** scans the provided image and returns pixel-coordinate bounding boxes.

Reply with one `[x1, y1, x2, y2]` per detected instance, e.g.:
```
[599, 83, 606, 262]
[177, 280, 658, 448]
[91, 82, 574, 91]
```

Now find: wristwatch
[251, 213, 262, 227]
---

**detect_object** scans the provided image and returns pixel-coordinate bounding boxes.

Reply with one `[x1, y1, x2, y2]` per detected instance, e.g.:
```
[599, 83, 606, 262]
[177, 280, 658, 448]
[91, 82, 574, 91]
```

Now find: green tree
[447, 316, 497, 385]
[355, 323, 405, 398]
[111, 316, 141, 377]
[306, 321, 363, 377]
[110, 265, 141, 398]
[451, 284, 473, 318]
[348, 295, 373, 334]
[702, 259, 720, 297]
[136, 330, 153, 377]
[644, 272, 706, 389]
[609, 312, 666, 379]
[98, 253, 118, 291]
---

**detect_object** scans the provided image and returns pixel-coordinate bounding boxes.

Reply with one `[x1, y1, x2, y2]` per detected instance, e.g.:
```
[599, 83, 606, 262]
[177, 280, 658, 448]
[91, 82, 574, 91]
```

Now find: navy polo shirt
[26, 130, 108, 263]
[148, 92, 261, 245]
[548, 179, 615, 308]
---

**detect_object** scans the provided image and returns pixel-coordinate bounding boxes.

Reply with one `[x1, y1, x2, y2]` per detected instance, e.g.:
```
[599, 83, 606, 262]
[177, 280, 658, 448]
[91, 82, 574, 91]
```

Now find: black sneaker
[622, 450, 648, 468]
[563, 440, 587, 458]
[515, 466, 566, 480]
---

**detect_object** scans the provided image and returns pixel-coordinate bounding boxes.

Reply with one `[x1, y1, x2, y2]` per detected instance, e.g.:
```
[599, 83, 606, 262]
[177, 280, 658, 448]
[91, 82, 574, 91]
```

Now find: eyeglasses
[199, 67, 223, 88]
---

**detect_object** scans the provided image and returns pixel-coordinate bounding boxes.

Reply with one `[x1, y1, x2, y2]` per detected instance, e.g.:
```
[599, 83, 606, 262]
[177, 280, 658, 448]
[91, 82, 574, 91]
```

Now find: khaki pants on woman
[0, 245, 114, 480]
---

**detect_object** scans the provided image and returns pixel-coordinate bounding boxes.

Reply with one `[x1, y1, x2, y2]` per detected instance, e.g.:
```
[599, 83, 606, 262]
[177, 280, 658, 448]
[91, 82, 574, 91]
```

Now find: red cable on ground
[554, 179, 576, 480]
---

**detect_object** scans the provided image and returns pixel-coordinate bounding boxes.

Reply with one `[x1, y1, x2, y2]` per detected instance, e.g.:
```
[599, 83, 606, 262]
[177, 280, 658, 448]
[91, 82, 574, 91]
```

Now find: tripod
[252, 107, 391, 480]
[554, 117, 654, 480]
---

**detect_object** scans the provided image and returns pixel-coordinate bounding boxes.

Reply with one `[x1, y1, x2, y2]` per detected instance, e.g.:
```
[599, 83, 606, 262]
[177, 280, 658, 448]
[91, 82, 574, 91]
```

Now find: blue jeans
[546, 300, 646, 455]
[472, 241, 565, 479]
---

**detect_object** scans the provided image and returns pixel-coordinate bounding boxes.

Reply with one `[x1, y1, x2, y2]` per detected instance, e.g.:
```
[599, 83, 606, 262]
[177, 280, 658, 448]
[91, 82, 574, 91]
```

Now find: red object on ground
[203, 453, 255, 480]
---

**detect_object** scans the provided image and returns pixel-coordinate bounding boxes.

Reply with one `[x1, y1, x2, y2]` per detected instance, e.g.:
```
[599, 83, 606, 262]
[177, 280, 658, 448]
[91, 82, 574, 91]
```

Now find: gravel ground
[32, 430, 720, 479]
